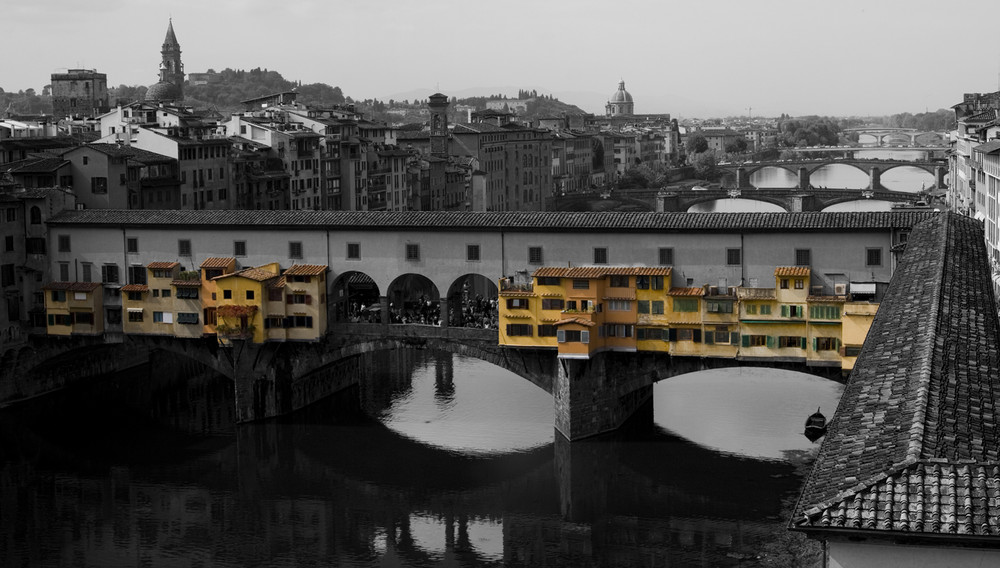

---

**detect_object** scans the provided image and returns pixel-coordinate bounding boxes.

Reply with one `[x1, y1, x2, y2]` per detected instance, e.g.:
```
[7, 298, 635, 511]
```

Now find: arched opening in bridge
[884, 133, 912, 147]
[652, 366, 843, 460]
[808, 164, 869, 189]
[914, 132, 944, 146]
[387, 273, 441, 325]
[879, 166, 935, 193]
[687, 198, 786, 213]
[398, 513, 504, 563]
[750, 166, 797, 189]
[821, 199, 894, 212]
[446, 274, 498, 328]
[857, 133, 879, 146]
[331, 271, 381, 323]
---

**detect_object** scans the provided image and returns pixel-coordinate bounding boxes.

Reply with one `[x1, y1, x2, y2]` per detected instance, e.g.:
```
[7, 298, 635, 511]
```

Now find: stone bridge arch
[446, 273, 498, 327]
[681, 193, 791, 212]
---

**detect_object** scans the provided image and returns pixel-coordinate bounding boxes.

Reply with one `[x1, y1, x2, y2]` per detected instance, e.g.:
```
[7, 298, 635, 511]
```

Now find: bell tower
[159, 19, 185, 99]
[428, 93, 450, 158]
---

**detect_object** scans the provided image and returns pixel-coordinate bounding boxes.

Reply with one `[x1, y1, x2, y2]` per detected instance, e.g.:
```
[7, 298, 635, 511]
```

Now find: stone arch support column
[868, 166, 883, 191]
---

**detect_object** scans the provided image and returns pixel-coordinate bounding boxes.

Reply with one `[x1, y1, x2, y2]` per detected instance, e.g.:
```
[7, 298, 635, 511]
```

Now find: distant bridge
[718, 158, 948, 191]
[653, 187, 920, 213]
[840, 127, 949, 146]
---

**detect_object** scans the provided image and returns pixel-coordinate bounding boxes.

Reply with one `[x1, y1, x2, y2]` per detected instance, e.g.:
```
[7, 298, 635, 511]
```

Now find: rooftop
[533, 266, 672, 279]
[775, 266, 811, 277]
[792, 213, 1000, 539]
[284, 264, 327, 276]
[47, 210, 937, 234]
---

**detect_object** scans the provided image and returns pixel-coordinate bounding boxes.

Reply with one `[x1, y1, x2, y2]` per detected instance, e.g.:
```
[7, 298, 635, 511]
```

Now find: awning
[127, 308, 144, 313]
[850, 282, 876, 294]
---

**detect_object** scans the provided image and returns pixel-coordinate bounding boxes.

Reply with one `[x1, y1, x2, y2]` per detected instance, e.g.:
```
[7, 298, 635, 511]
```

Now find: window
[81, 263, 92, 283]
[223, 289, 232, 300]
[593, 247, 608, 265]
[0, 264, 13, 287]
[176, 287, 199, 299]
[234, 241, 247, 257]
[506, 324, 533, 336]
[173, 312, 199, 325]
[676, 328, 695, 341]
[91, 177, 108, 194]
[845, 345, 863, 357]
[760, 304, 771, 315]
[467, 244, 480, 262]
[795, 249, 811, 266]
[608, 300, 630, 311]
[57, 235, 71, 252]
[528, 246, 543, 264]
[347, 243, 360, 260]
[742, 334, 767, 347]
[778, 336, 805, 348]
[745, 304, 757, 315]
[25, 238, 45, 254]
[127, 291, 143, 301]
[637, 327, 665, 340]
[706, 300, 733, 313]
[637, 300, 650, 314]
[106, 308, 122, 324]
[673, 298, 698, 312]
[710, 327, 734, 344]
[153, 311, 174, 324]
[814, 337, 839, 351]
[102, 264, 119, 284]
[59, 262, 69, 282]
[178, 239, 192, 256]
[866, 247, 882, 267]
[5, 208, 15, 222]
[780, 278, 789, 289]
[506, 298, 529, 309]
[726, 248, 741, 266]
[46, 313, 70, 326]
[651, 300, 664, 314]
[405, 243, 419, 261]
[268, 288, 283, 302]
[4, 235, 13, 252]
[609, 275, 629, 287]
[537, 324, 558, 337]
[558, 329, 587, 343]
[127, 238, 138, 253]
[30, 206, 41, 224]
[541, 299, 564, 310]
[152, 289, 159, 297]
[782, 304, 804, 318]
[246, 290, 255, 300]
[602, 324, 633, 338]
[658, 247, 674, 266]
[536, 276, 560, 286]
[50, 290, 66, 302]
[572, 279, 589, 290]
[794, 279, 804, 290]
[128, 310, 144, 322]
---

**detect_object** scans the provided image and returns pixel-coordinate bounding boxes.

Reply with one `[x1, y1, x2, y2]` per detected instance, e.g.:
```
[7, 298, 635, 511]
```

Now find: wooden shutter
[741, 335, 750, 347]
[801, 337, 807, 349]
[305, 294, 312, 305]
[581, 330, 590, 344]
[781, 304, 789, 317]
[766, 335, 775, 348]
[286, 295, 293, 304]
[692, 329, 701, 343]
[705, 331, 714, 344]
[557, 329, 566, 343]
[812, 337, 818, 351]
[668, 328, 677, 342]
[731, 332, 740, 345]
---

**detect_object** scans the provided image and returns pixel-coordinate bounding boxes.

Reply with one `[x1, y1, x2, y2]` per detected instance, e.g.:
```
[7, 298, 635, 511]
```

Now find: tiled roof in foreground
[791, 213, 1000, 539]
[46, 209, 937, 233]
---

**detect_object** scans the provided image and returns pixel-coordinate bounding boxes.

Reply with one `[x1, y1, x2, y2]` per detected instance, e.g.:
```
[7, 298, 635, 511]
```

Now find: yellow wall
[44, 287, 103, 336]
[216, 275, 268, 343]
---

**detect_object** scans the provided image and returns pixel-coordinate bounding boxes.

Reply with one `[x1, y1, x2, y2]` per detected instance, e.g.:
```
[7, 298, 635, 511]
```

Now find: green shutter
[812, 337, 818, 351]
[742, 335, 750, 347]
[801, 336, 807, 349]
[781, 304, 789, 317]
[766, 335, 775, 348]
[705, 331, 714, 345]
[47, 314, 54, 326]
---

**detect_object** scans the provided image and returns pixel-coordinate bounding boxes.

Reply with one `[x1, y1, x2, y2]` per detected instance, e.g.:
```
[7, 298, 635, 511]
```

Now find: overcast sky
[5, 0, 999, 118]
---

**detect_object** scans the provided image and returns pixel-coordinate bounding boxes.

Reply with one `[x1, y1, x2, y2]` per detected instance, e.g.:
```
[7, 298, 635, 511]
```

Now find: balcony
[500, 278, 533, 294]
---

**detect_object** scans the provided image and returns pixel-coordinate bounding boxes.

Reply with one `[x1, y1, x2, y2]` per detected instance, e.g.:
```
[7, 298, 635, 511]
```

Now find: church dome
[145, 81, 181, 102]
[610, 81, 633, 103]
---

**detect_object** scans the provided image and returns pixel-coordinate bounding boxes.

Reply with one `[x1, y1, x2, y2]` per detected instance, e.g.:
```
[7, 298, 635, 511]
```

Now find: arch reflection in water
[879, 166, 935, 193]
[687, 198, 786, 213]
[368, 350, 554, 455]
[751, 166, 798, 188]
[821, 199, 894, 212]
[653, 367, 844, 460]
[808, 164, 869, 189]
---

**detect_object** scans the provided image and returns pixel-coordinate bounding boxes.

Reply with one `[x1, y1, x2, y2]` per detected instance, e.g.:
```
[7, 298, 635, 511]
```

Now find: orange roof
[284, 264, 327, 276]
[171, 279, 202, 287]
[229, 267, 279, 282]
[533, 266, 671, 278]
[775, 266, 811, 276]
[42, 281, 101, 292]
[200, 257, 236, 269]
[267, 276, 287, 288]
[121, 284, 149, 292]
[553, 317, 597, 327]
[668, 287, 704, 296]
[147, 261, 179, 270]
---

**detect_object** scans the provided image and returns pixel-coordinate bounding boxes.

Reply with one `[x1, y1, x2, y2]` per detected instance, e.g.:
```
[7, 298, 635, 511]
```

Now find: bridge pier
[935, 166, 948, 189]
[654, 191, 681, 212]
[553, 351, 654, 441]
[868, 167, 883, 191]
[735, 167, 752, 189]
[798, 168, 810, 190]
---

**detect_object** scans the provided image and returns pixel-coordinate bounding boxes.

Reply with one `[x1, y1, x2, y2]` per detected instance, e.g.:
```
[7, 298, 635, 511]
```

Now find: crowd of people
[454, 295, 498, 329]
[343, 289, 498, 330]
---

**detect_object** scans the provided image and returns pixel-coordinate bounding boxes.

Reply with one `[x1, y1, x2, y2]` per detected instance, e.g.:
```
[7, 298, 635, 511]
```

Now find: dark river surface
[0, 349, 843, 567]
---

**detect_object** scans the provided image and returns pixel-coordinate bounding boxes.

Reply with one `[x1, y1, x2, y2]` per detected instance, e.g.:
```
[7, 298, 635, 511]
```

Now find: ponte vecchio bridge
[718, 157, 948, 191]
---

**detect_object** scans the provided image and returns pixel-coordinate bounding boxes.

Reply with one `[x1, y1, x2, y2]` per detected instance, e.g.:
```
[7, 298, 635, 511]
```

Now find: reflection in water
[822, 199, 894, 212]
[751, 166, 798, 188]
[879, 166, 934, 193]
[654, 367, 844, 460]
[1, 350, 828, 567]
[688, 198, 786, 213]
[809, 164, 869, 189]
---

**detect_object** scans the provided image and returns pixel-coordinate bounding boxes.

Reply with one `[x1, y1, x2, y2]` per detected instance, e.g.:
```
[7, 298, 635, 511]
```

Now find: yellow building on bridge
[499, 265, 877, 370]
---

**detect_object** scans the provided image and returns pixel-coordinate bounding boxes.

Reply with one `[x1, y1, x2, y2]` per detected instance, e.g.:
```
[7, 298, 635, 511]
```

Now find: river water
[0, 349, 843, 567]
[696, 148, 939, 213]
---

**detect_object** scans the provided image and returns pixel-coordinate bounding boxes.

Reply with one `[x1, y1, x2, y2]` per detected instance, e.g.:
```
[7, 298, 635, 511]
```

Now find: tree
[724, 138, 748, 154]
[686, 133, 708, 155]
[690, 150, 719, 180]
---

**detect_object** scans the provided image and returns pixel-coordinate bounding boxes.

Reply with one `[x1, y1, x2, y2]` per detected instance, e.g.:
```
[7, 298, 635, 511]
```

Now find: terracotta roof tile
[553, 317, 597, 327]
[200, 257, 235, 269]
[284, 264, 327, 276]
[171, 279, 202, 287]
[533, 266, 671, 279]
[47, 210, 937, 234]
[146, 261, 179, 270]
[42, 281, 101, 292]
[792, 213, 1000, 539]
[120, 284, 149, 292]
[668, 287, 704, 296]
[775, 266, 811, 276]
[224, 267, 279, 282]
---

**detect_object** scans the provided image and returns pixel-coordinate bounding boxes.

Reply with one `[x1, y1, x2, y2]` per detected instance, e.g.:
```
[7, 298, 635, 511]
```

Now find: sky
[4, 0, 1000, 118]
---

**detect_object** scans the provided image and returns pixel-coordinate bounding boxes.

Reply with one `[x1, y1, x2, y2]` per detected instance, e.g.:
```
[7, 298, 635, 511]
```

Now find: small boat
[804, 407, 827, 441]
